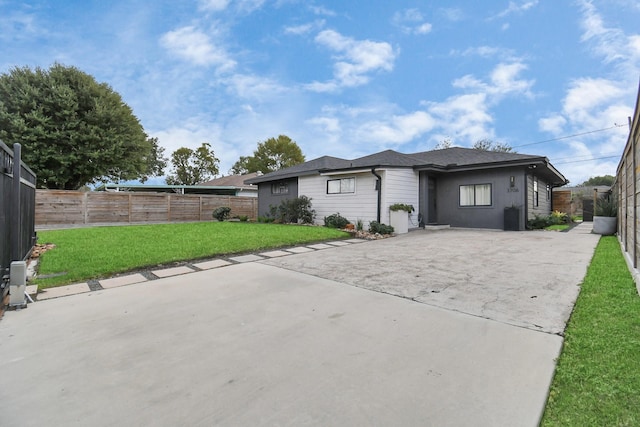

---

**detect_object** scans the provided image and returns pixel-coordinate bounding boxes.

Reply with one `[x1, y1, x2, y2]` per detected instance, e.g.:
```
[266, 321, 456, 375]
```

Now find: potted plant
[592, 196, 617, 235]
[389, 203, 414, 234]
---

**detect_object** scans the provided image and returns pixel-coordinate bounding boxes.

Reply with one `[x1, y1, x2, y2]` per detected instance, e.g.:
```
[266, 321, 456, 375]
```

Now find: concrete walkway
[0, 224, 598, 426]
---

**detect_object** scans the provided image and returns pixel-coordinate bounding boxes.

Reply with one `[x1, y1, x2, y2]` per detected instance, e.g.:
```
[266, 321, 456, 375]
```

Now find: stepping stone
[285, 247, 315, 254]
[152, 266, 195, 278]
[259, 250, 291, 258]
[325, 241, 351, 246]
[229, 254, 264, 263]
[37, 283, 91, 300]
[344, 239, 366, 243]
[100, 273, 148, 289]
[307, 244, 333, 250]
[193, 259, 232, 270]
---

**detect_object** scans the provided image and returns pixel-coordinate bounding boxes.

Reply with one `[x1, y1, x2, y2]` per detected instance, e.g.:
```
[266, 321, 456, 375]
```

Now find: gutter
[371, 167, 382, 223]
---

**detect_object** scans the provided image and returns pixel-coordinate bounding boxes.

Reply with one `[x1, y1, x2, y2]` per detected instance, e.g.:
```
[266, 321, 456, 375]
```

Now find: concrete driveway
[0, 224, 599, 426]
[262, 224, 599, 335]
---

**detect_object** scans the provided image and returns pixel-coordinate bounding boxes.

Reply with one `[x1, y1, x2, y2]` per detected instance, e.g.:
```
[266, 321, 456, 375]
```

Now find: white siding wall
[381, 169, 420, 225]
[299, 172, 379, 226]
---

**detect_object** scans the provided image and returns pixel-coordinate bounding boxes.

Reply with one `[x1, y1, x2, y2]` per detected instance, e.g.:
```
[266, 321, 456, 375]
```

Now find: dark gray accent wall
[434, 167, 528, 230]
[256, 178, 298, 217]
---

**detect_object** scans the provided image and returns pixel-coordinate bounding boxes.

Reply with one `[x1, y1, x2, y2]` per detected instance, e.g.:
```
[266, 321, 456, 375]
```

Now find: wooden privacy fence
[616, 83, 640, 289]
[36, 190, 258, 227]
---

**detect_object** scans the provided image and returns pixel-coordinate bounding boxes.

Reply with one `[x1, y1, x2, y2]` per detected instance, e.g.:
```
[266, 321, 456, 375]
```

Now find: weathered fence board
[36, 190, 258, 227]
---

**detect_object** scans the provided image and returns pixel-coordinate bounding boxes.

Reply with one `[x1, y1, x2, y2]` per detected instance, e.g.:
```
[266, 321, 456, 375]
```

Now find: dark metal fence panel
[1, 140, 37, 297]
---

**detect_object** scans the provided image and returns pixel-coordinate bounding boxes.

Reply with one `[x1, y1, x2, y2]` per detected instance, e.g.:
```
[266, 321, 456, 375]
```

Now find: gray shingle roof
[245, 147, 565, 184]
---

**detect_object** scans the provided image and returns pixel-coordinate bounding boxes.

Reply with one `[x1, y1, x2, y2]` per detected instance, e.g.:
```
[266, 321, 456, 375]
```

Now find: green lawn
[545, 224, 571, 231]
[36, 222, 348, 288]
[542, 236, 640, 426]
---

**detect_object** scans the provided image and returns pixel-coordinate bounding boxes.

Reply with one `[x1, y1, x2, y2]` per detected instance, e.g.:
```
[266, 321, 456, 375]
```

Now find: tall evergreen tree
[0, 63, 166, 189]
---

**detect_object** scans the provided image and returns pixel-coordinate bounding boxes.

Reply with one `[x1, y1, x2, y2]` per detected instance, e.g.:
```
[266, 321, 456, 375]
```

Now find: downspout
[371, 168, 382, 223]
[524, 168, 529, 228]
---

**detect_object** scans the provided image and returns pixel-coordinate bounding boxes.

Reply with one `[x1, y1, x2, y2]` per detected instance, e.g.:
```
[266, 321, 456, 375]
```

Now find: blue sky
[2, 0, 639, 185]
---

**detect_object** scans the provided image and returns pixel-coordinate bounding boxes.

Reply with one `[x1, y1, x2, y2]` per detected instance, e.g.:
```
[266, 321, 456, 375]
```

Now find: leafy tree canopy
[472, 138, 515, 153]
[231, 135, 305, 174]
[166, 142, 220, 185]
[581, 175, 614, 186]
[0, 63, 166, 189]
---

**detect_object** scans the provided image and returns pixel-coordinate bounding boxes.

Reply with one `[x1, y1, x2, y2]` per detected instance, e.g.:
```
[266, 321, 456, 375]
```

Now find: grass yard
[542, 236, 640, 426]
[545, 224, 571, 231]
[35, 222, 348, 288]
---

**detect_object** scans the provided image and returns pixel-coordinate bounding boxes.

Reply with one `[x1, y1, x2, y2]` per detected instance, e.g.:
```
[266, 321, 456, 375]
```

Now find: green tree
[231, 135, 305, 174]
[0, 63, 166, 189]
[581, 175, 614, 186]
[472, 139, 515, 153]
[166, 143, 220, 185]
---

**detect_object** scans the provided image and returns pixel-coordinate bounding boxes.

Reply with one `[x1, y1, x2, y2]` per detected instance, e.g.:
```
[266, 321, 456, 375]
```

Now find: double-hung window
[459, 184, 492, 206]
[327, 177, 355, 194]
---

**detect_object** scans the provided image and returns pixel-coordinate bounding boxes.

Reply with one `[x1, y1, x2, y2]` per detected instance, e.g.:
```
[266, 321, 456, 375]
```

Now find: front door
[428, 177, 437, 224]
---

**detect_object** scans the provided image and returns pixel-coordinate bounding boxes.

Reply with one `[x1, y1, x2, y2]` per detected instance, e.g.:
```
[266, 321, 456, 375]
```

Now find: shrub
[356, 218, 364, 231]
[324, 213, 350, 229]
[527, 214, 552, 230]
[238, 215, 249, 222]
[257, 216, 274, 223]
[595, 196, 618, 217]
[389, 203, 414, 213]
[212, 206, 231, 221]
[269, 196, 316, 224]
[550, 210, 569, 225]
[369, 221, 394, 234]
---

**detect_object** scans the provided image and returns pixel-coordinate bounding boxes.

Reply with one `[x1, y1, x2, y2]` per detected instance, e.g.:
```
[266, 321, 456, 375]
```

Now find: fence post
[10, 144, 21, 262]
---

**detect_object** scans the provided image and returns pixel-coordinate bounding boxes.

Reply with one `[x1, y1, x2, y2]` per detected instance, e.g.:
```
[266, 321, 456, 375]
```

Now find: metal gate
[1, 141, 37, 303]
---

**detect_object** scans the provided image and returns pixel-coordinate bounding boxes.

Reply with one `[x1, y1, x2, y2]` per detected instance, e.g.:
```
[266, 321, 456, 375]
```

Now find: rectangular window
[459, 184, 492, 206]
[327, 177, 355, 194]
[533, 177, 539, 207]
[271, 182, 288, 194]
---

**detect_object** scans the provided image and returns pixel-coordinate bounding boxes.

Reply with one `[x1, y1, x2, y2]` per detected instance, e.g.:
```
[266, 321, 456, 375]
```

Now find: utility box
[504, 207, 521, 231]
[9, 261, 27, 308]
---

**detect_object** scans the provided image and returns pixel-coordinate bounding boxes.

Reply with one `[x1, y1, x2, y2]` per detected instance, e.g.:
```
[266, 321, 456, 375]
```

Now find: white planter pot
[389, 210, 409, 234]
[592, 216, 617, 235]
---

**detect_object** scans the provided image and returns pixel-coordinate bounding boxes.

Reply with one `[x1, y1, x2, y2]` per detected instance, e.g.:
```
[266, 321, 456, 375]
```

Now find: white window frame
[271, 182, 289, 195]
[327, 177, 356, 195]
[459, 183, 492, 207]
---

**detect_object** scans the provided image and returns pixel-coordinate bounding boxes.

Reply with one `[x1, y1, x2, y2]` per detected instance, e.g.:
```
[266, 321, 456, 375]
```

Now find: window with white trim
[327, 177, 355, 194]
[271, 182, 289, 194]
[459, 184, 492, 206]
[533, 177, 539, 207]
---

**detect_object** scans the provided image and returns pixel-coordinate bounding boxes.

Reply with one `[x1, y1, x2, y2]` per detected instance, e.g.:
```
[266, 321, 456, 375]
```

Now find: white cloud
[494, 1, 539, 19]
[356, 111, 436, 145]
[306, 29, 396, 92]
[198, 0, 230, 11]
[538, 116, 567, 134]
[392, 8, 433, 35]
[160, 26, 236, 71]
[222, 73, 289, 100]
[423, 93, 494, 145]
[452, 62, 534, 99]
[310, 5, 336, 17]
[284, 20, 325, 35]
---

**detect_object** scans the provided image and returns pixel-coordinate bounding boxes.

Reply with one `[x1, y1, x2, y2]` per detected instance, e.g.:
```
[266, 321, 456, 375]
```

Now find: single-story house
[244, 147, 568, 231]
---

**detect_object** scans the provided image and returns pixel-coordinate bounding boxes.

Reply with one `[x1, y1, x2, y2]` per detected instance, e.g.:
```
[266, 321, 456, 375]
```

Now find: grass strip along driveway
[36, 222, 348, 288]
[542, 236, 640, 426]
